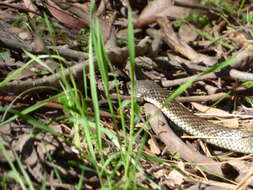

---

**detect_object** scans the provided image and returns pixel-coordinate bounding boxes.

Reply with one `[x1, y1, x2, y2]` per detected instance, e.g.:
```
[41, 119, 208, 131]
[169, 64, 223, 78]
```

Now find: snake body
[136, 80, 253, 154]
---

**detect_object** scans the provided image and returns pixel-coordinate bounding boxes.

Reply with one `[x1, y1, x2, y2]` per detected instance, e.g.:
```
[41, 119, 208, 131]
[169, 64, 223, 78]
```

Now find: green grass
[173, 13, 209, 28]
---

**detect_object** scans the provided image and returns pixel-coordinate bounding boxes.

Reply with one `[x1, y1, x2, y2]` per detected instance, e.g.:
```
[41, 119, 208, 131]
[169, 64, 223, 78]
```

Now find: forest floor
[1, 0, 253, 189]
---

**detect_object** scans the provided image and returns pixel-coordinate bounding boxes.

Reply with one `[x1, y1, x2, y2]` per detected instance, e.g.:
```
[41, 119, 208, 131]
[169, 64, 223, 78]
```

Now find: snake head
[127, 81, 143, 98]
[128, 80, 161, 98]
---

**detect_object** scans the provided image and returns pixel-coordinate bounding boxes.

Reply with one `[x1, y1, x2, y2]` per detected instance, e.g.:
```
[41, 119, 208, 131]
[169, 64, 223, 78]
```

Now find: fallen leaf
[178, 24, 198, 43]
[135, 0, 203, 28]
[44, 0, 88, 30]
[167, 169, 185, 186]
[148, 138, 161, 155]
[22, 0, 38, 15]
[191, 102, 239, 128]
[192, 102, 230, 115]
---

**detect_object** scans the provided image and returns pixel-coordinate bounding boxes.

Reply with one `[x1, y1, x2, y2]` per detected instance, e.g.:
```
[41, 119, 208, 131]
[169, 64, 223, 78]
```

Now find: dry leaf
[191, 102, 239, 128]
[135, 0, 202, 28]
[178, 24, 198, 43]
[148, 138, 161, 155]
[22, 0, 38, 15]
[45, 0, 88, 30]
[192, 102, 230, 115]
[167, 169, 185, 186]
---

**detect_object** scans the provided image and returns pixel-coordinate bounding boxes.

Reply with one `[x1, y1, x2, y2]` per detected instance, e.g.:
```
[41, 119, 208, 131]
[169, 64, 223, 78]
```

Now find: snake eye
[127, 81, 143, 97]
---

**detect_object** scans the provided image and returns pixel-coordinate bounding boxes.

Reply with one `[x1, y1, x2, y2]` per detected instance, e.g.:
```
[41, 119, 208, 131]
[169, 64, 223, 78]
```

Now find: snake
[135, 80, 253, 154]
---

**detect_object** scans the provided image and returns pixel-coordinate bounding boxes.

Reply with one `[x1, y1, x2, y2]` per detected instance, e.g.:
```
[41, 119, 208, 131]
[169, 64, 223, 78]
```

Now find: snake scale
[136, 80, 253, 154]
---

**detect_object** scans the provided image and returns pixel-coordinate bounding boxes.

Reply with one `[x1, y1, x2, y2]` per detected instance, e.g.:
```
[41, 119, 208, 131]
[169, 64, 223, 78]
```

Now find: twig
[143, 103, 224, 176]
[0, 61, 88, 95]
[0, 95, 122, 120]
[162, 73, 216, 87]
[162, 68, 253, 88]
[157, 17, 217, 66]
[176, 93, 229, 103]
[173, 0, 213, 12]
[233, 87, 253, 97]
[0, 2, 40, 15]
[233, 166, 253, 190]
[229, 69, 253, 81]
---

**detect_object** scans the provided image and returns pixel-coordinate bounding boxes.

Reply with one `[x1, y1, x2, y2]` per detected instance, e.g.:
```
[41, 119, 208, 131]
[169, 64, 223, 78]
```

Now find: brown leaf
[22, 0, 38, 14]
[45, 0, 88, 30]
[178, 24, 198, 43]
[166, 162, 185, 187]
[135, 0, 202, 28]
[148, 138, 161, 155]
[192, 102, 230, 115]
[191, 102, 239, 128]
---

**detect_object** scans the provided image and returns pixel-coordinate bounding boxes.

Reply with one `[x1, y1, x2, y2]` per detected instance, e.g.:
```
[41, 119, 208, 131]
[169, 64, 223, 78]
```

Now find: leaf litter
[1, 0, 253, 189]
